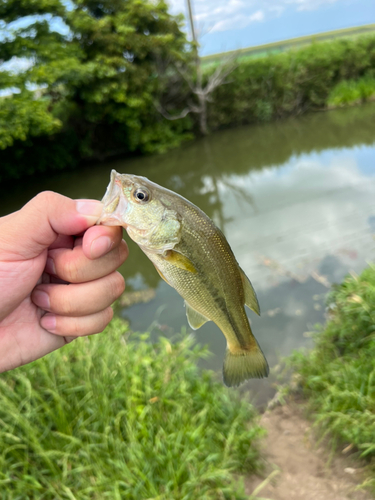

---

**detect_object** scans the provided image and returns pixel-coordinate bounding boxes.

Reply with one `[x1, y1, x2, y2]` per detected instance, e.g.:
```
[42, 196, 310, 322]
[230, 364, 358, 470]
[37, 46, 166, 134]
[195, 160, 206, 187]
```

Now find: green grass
[287, 265, 375, 493]
[202, 24, 375, 64]
[327, 74, 375, 106]
[0, 319, 264, 499]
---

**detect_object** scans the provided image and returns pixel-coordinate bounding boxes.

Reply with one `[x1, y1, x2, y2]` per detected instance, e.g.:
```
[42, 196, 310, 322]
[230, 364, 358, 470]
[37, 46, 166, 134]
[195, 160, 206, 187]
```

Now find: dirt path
[246, 403, 372, 500]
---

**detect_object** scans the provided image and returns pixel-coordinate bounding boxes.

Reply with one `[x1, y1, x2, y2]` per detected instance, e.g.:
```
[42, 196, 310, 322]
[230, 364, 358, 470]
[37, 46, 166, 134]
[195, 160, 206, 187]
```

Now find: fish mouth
[97, 169, 129, 227]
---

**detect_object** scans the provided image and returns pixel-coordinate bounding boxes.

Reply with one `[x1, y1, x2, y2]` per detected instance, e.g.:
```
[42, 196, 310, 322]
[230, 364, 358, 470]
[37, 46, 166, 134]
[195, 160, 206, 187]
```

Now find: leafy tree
[0, 1, 66, 150]
[59, 0, 190, 155]
[0, 93, 61, 150]
[0, 0, 191, 178]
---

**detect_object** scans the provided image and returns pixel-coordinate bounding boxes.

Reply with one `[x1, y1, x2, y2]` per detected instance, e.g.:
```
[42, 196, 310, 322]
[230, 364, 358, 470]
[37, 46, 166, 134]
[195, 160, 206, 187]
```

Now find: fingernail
[76, 200, 103, 218]
[90, 236, 113, 259]
[33, 290, 50, 310]
[45, 257, 56, 275]
[41, 315, 56, 332]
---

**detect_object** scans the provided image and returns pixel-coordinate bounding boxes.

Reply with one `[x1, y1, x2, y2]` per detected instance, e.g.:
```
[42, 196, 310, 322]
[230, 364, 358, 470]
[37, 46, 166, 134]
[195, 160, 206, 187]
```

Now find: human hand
[0, 191, 128, 372]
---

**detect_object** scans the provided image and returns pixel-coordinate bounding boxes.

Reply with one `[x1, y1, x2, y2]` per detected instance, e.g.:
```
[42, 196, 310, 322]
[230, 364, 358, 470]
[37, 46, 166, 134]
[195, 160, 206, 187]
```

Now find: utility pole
[157, 0, 236, 135]
[185, 0, 197, 45]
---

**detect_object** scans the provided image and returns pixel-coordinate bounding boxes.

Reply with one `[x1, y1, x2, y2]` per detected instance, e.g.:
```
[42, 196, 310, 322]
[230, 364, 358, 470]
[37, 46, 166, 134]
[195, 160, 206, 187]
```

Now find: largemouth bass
[98, 170, 269, 386]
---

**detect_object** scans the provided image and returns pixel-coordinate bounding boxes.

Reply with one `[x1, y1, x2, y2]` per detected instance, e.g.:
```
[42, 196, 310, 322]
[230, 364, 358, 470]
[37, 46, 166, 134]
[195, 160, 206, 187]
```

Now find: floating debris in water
[118, 288, 156, 308]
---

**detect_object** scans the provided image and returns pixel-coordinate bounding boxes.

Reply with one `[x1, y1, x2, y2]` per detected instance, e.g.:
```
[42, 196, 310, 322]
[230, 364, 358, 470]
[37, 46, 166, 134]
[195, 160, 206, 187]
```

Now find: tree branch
[154, 102, 192, 120]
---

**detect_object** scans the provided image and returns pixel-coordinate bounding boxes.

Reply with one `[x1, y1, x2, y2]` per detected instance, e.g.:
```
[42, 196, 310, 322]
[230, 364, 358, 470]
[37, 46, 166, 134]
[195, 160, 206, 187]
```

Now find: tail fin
[223, 346, 269, 387]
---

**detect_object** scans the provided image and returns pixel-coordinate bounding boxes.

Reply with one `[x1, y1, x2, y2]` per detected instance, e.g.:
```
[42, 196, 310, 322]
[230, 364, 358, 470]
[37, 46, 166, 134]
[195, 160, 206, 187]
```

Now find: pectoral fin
[240, 268, 260, 315]
[185, 301, 209, 330]
[164, 250, 197, 274]
[154, 265, 169, 284]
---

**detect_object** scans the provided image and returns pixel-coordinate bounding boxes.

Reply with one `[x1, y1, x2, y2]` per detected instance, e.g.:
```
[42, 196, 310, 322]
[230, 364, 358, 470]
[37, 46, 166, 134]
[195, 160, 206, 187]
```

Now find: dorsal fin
[240, 268, 260, 316]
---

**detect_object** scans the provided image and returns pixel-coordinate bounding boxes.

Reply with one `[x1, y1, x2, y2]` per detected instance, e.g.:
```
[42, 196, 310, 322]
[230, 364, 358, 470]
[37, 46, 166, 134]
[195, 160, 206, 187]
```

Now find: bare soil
[246, 402, 373, 500]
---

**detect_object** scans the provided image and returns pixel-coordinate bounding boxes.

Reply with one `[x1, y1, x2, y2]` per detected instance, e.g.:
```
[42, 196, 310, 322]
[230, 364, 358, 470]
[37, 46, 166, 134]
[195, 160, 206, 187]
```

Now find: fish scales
[147, 212, 249, 348]
[176, 206, 250, 348]
[98, 170, 269, 386]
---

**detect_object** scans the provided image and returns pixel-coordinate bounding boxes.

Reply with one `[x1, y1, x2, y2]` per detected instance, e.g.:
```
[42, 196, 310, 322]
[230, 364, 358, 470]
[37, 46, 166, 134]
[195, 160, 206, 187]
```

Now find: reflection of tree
[162, 104, 375, 179]
[201, 138, 257, 233]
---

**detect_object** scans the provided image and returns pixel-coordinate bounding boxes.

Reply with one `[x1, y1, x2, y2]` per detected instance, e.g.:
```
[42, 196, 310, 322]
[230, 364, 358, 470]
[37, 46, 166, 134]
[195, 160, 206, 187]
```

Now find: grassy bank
[287, 266, 375, 494]
[202, 24, 375, 64]
[208, 35, 375, 129]
[0, 319, 264, 499]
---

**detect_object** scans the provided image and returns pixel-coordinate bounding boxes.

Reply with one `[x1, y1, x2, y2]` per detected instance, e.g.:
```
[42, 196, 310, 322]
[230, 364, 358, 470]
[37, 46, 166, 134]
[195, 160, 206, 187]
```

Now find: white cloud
[211, 10, 264, 32]
[286, 0, 339, 11]
[169, 0, 259, 33]
[168, 0, 344, 34]
[216, 153, 375, 290]
[268, 5, 285, 16]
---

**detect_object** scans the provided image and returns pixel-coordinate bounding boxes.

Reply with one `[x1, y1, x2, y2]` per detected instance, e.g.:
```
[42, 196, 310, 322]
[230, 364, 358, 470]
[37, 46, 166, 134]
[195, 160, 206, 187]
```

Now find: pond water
[2, 103, 375, 404]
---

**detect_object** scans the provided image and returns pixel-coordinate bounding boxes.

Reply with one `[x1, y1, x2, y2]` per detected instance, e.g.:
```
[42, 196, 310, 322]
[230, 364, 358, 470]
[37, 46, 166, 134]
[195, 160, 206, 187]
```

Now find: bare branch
[154, 96, 203, 119]
[174, 63, 196, 92]
[204, 54, 238, 95]
[154, 1, 240, 135]
[154, 102, 192, 120]
[189, 104, 202, 113]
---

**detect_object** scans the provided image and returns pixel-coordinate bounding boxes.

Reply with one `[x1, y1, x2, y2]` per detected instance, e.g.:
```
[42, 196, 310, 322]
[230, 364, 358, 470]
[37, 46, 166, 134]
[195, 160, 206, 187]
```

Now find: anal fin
[185, 301, 209, 330]
[240, 268, 260, 316]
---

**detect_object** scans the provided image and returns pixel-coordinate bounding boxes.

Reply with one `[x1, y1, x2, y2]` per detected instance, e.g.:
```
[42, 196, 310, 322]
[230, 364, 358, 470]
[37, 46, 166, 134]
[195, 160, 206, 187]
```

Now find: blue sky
[168, 0, 374, 55]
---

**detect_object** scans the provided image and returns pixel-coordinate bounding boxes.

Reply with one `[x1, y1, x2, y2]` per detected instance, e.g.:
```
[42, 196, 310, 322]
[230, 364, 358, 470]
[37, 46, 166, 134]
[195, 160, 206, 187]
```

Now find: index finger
[81, 226, 124, 260]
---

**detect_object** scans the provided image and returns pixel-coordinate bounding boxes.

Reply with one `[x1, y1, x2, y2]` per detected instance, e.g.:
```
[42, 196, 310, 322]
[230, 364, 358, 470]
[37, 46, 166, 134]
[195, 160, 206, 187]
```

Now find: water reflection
[1, 103, 375, 404]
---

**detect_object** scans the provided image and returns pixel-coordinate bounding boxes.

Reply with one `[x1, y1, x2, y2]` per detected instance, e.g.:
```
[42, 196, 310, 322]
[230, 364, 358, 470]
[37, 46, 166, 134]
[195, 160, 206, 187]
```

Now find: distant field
[202, 24, 375, 64]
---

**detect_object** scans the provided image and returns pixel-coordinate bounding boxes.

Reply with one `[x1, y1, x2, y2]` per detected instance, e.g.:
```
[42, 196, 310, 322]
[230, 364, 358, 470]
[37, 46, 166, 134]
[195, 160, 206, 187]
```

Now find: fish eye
[133, 188, 150, 203]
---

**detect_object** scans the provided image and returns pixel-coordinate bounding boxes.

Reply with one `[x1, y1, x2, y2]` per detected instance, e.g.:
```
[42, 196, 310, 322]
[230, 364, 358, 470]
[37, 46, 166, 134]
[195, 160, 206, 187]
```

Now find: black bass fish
[98, 170, 269, 386]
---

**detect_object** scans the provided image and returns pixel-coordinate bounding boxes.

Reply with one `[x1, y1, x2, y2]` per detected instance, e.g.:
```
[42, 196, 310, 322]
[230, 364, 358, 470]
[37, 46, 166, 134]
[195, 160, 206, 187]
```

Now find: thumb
[0, 191, 103, 260]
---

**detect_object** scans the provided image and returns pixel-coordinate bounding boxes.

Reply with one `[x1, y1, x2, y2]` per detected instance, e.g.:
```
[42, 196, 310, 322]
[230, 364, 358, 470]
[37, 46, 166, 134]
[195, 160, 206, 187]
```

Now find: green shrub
[327, 75, 375, 106]
[358, 75, 375, 100]
[327, 80, 362, 106]
[288, 265, 375, 493]
[208, 35, 375, 129]
[0, 319, 264, 499]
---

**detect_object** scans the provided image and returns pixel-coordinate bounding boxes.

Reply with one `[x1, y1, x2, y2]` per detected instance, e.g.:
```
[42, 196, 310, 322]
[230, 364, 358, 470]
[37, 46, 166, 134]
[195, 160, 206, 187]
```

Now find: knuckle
[104, 307, 114, 324]
[29, 191, 58, 220]
[35, 191, 55, 204]
[60, 292, 75, 316]
[48, 287, 72, 315]
[65, 309, 113, 337]
[118, 240, 129, 263]
[61, 255, 82, 283]
[111, 272, 125, 299]
[69, 319, 82, 336]
[93, 308, 113, 334]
